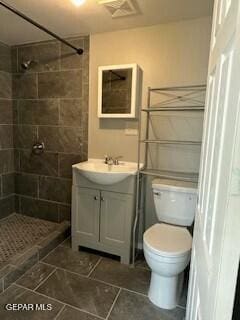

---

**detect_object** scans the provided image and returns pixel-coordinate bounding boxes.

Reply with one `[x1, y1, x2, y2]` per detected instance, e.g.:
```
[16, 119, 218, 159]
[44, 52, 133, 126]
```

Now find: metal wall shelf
[132, 84, 206, 265]
[140, 169, 199, 183]
[141, 139, 202, 145]
[150, 84, 206, 91]
[141, 106, 205, 112]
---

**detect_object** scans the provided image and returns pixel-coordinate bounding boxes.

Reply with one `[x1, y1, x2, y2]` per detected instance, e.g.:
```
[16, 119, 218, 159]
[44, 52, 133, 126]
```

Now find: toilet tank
[152, 179, 198, 226]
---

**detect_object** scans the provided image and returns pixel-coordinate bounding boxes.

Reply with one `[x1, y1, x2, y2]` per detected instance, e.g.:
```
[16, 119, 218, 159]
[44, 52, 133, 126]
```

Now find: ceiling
[0, 0, 214, 45]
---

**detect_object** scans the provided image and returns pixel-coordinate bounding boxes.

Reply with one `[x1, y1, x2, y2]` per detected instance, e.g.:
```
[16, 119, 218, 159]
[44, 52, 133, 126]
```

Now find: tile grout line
[12, 247, 186, 315]
[36, 72, 39, 99]
[14, 283, 105, 320]
[16, 47, 19, 73]
[9, 97, 84, 101]
[0, 217, 61, 282]
[11, 233, 69, 290]
[106, 288, 122, 320]
[53, 304, 66, 320]
[17, 192, 72, 205]
[40, 263, 95, 281]
[12, 259, 41, 285]
[57, 304, 104, 320]
[33, 267, 57, 292]
[87, 257, 102, 278]
[40, 260, 149, 299]
[10, 228, 185, 312]
[10, 123, 85, 128]
[58, 237, 70, 247]
[58, 42, 61, 71]
[38, 233, 70, 262]
[10, 232, 187, 314]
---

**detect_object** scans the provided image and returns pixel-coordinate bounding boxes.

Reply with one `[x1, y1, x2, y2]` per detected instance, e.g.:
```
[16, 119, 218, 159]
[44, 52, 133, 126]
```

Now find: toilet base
[148, 271, 184, 310]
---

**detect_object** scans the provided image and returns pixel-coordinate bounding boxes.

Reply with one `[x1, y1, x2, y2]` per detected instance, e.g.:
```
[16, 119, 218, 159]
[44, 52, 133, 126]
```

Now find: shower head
[21, 60, 35, 70]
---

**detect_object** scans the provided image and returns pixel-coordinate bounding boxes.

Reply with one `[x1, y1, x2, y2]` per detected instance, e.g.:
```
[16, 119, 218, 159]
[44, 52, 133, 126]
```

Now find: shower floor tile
[0, 213, 59, 265]
[0, 213, 70, 293]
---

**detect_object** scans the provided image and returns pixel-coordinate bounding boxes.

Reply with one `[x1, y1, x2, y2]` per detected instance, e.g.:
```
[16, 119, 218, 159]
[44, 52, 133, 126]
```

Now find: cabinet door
[75, 187, 100, 243]
[100, 191, 134, 249]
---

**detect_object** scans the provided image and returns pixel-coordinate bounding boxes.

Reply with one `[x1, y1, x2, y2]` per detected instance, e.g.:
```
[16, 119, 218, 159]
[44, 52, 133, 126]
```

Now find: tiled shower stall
[0, 37, 89, 291]
[0, 42, 14, 217]
[0, 36, 89, 221]
[13, 36, 89, 222]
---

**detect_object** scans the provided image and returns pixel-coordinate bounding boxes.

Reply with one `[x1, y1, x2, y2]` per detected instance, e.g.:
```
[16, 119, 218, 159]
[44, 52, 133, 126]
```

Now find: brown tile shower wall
[0, 42, 15, 218]
[12, 37, 89, 222]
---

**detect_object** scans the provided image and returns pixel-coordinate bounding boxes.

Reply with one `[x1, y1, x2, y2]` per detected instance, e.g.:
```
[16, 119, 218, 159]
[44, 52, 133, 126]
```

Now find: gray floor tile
[36, 268, 119, 318]
[90, 258, 150, 295]
[42, 246, 100, 276]
[0, 261, 8, 271]
[178, 279, 188, 308]
[0, 284, 63, 320]
[4, 247, 39, 290]
[16, 262, 55, 290]
[60, 237, 71, 248]
[58, 305, 101, 320]
[135, 253, 150, 270]
[109, 290, 186, 320]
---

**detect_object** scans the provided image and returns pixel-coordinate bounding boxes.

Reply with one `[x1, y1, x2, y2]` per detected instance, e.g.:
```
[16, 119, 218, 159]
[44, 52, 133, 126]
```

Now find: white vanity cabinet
[71, 170, 136, 264]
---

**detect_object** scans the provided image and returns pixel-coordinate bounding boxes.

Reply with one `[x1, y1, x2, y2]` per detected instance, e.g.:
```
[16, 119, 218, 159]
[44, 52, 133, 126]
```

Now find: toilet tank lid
[152, 178, 198, 194]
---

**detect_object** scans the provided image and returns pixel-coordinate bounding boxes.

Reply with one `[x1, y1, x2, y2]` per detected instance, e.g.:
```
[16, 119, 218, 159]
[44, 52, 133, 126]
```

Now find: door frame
[186, 0, 240, 317]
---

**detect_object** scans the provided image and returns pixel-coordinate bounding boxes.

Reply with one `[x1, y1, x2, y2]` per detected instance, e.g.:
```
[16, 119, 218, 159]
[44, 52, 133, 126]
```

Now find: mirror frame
[98, 63, 140, 118]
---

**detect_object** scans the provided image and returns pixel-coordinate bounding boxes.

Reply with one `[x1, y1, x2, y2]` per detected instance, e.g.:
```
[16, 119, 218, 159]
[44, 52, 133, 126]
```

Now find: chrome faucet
[104, 155, 122, 165]
[113, 156, 123, 165]
[104, 155, 113, 165]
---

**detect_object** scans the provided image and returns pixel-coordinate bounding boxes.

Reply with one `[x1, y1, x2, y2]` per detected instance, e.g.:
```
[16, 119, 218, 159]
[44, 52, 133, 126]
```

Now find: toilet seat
[144, 223, 192, 258]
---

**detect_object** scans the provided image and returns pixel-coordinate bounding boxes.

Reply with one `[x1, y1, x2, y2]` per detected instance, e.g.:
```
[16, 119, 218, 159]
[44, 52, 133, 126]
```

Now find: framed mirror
[98, 64, 140, 118]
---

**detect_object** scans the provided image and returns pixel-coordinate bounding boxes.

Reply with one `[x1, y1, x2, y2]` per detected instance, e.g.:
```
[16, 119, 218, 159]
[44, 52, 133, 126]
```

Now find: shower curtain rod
[0, 1, 83, 55]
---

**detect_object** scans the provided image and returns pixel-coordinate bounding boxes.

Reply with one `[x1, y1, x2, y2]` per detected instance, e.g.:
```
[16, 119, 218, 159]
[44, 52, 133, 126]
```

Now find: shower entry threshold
[0, 213, 70, 293]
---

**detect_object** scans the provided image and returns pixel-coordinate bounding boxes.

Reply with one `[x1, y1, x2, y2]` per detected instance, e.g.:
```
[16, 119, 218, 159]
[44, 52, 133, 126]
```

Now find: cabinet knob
[101, 197, 105, 201]
[94, 196, 99, 200]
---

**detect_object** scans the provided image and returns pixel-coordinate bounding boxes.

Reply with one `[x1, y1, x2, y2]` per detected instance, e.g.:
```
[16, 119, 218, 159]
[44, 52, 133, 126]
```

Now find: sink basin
[73, 159, 143, 185]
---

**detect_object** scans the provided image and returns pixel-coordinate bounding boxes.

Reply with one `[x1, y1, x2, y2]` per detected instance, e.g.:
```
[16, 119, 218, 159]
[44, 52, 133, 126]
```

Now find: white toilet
[143, 178, 197, 310]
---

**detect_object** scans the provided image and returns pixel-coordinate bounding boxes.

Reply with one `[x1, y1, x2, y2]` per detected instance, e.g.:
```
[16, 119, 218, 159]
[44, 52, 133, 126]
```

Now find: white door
[186, 0, 240, 319]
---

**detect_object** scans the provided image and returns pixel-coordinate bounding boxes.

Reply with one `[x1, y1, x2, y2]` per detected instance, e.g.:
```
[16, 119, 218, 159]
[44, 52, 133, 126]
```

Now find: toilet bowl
[143, 223, 192, 309]
[143, 179, 197, 310]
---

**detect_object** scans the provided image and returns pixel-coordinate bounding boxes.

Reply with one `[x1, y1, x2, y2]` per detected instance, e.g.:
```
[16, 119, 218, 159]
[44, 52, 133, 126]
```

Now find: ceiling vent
[98, 0, 139, 18]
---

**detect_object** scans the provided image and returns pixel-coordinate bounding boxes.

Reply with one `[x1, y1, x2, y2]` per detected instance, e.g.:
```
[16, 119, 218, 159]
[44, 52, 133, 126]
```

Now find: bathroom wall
[89, 16, 212, 166]
[88, 17, 212, 238]
[12, 36, 89, 222]
[0, 42, 15, 219]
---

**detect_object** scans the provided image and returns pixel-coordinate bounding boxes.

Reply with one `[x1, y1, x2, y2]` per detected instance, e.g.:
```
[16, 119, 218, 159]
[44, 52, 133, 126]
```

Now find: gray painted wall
[88, 18, 212, 241]
[89, 17, 211, 164]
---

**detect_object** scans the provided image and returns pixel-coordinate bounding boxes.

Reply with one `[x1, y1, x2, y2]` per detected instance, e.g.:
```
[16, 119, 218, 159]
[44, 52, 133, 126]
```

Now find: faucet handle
[104, 155, 112, 164]
[113, 156, 122, 165]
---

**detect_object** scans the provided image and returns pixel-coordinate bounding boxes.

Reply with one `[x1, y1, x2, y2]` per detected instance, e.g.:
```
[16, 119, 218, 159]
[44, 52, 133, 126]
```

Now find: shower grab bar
[0, 0, 83, 55]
